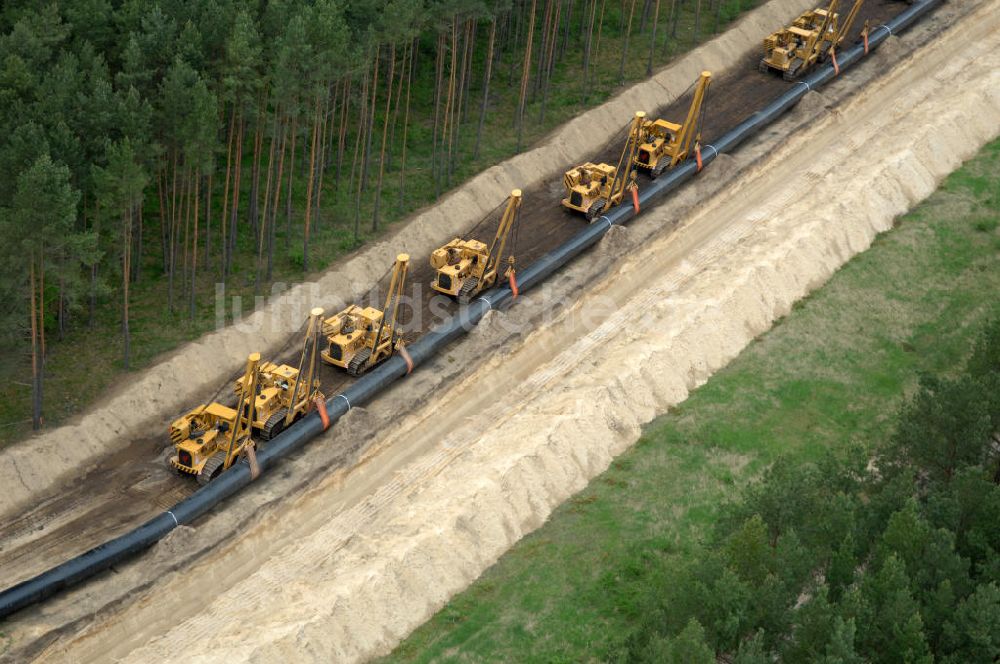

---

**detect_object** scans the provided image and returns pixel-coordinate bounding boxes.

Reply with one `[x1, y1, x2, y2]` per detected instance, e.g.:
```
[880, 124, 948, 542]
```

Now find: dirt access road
[3, 0, 995, 661]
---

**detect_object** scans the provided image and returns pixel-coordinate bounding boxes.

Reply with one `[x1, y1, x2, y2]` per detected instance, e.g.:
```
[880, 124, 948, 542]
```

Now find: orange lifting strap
[314, 396, 331, 430]
[508, 269, 519, 298]
[244, 441, 260, 480]
[398, 342, 414, 375]
[831, 48, 840, 76]
[630, 186, 640, 214]
[695, 144, 703, 173]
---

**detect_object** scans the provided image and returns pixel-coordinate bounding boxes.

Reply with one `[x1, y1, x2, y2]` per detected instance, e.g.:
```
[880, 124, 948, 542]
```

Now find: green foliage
[849, 554, 933, 664]
[886, 374, 993, 484]
[640, 618, 715, 664]
[940, 582, 1000, 663]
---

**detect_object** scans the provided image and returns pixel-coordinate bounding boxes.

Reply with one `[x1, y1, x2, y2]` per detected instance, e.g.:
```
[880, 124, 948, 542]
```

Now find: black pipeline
[0, 0, 943, 620]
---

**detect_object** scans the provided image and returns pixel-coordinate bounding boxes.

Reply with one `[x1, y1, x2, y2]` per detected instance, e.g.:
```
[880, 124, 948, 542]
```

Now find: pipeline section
[0, 0, 942, 620]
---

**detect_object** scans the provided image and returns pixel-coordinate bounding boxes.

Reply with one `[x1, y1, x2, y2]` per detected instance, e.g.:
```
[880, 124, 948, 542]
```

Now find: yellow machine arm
[608, 111, 646, 205]
[808, 0, 840, 59]
[370, 254, 410, 362]
[284, 308, 324, 427]
[483, 190, 523, 285]
[831, 0, 864, 49]
[672, 71, 712, 168]
[224, 352, 261, 470]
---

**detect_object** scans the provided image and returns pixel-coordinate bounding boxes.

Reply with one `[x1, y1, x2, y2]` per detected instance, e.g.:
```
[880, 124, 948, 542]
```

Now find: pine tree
[93, 139, 148, 368]
[6, 155, 94, 429]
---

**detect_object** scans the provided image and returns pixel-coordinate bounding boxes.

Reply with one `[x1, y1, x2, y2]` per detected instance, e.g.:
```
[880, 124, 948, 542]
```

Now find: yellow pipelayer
[430, 189, 523, 302]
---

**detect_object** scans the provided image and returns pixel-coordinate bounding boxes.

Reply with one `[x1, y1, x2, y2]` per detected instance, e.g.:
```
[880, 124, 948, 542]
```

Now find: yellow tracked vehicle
[430, 190, 523, 302]
[760, 0, 864, 80]
[169, 310, 326, 483]
[170, 352, 262, 485]
[634, 71, 712, 179]
[322, 254, 409, 376]
[235, 308, 326, 440]
[562, 111, 646, 221]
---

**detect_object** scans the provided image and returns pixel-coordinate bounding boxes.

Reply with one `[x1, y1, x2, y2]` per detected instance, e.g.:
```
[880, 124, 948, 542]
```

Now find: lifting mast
[283, 308, 324, 428]
[223, 352, 261, 471]
[606, 111, 647, 208]
[828, 0, 864, 54]
[804, 0, 840, 68]
[669, 71, 711, 168]
[480, 189, 523, 291]
[367, 254, 410, 368]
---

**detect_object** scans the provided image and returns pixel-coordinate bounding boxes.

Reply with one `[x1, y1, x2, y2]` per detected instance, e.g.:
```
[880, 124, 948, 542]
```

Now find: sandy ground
[0, 0, 822, 520]
[5, 0, 996, 661]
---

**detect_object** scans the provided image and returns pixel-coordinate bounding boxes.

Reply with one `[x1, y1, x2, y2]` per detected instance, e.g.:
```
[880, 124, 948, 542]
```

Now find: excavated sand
[0, 0, 819, 519]
[22, 1, 1000, 661]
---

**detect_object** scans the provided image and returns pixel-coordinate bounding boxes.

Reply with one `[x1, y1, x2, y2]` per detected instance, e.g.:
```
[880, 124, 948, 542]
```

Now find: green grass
[0, 1, 766, 445]
[382, 139, 1000, 662]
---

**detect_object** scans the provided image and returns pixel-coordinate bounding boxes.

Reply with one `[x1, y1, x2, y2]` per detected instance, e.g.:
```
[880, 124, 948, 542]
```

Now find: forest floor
[384, 137, 1000, 663]
[0, 0, 770, 448]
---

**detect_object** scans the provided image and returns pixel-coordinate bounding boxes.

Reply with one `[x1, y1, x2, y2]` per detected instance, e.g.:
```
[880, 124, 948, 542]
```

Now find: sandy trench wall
[0, 0, 817, 519]
[95, 3, 1000, 662]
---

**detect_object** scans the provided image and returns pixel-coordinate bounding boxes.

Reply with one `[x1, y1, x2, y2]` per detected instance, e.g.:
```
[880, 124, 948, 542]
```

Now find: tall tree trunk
[595, 0, 607, 59]
[460, 19, 476, 125]
[303, 93, 322, 273]
[133, 204, 142, 284]
[387, 43, 407, 172]
[285, 112, 298, 248]
[336, 78, 351, 188]
[351, 68, 370, 244]
[432, 32, 445, 197]
[664, 0, 677, 55]
[372, 43, 396, 232]
[39, 249, 45, 358]
[516, 0, 538, 152]
[181, 166, 190, 295]
[398, 38, 414, 209]
[539, 0, 562, 123]
[30, 256, 42, 430]
[640, 0, 653, 32]
[248, 109, 265, 241]
[561, 0, 574, 61]
[220, 106, 236, 278]
[441, 23, 457, 187]
[168, 153, 178, 312]
[694, 0, 702, 42]
[361, 46, 381, 196]
[314, 87, 334, 232]
[534, 0, 553, 99]
[647, 0, 661, 75]
[450, 21, 470, 180]
[325, 82, 340, 172]
[474, 17, 497, 160]
[189, 175, 199, 321]
[157, 170, 169, 273]
[204, 172, 211, 266]
[57, 274, 64, 341]
[619, 0, 637, 85]
[269, 115, 288, 281]
[226, 114, 245, 278]
[582, 0, 596, 103]
[123, 206, 132, 369]
[257, 106, 279, 292]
